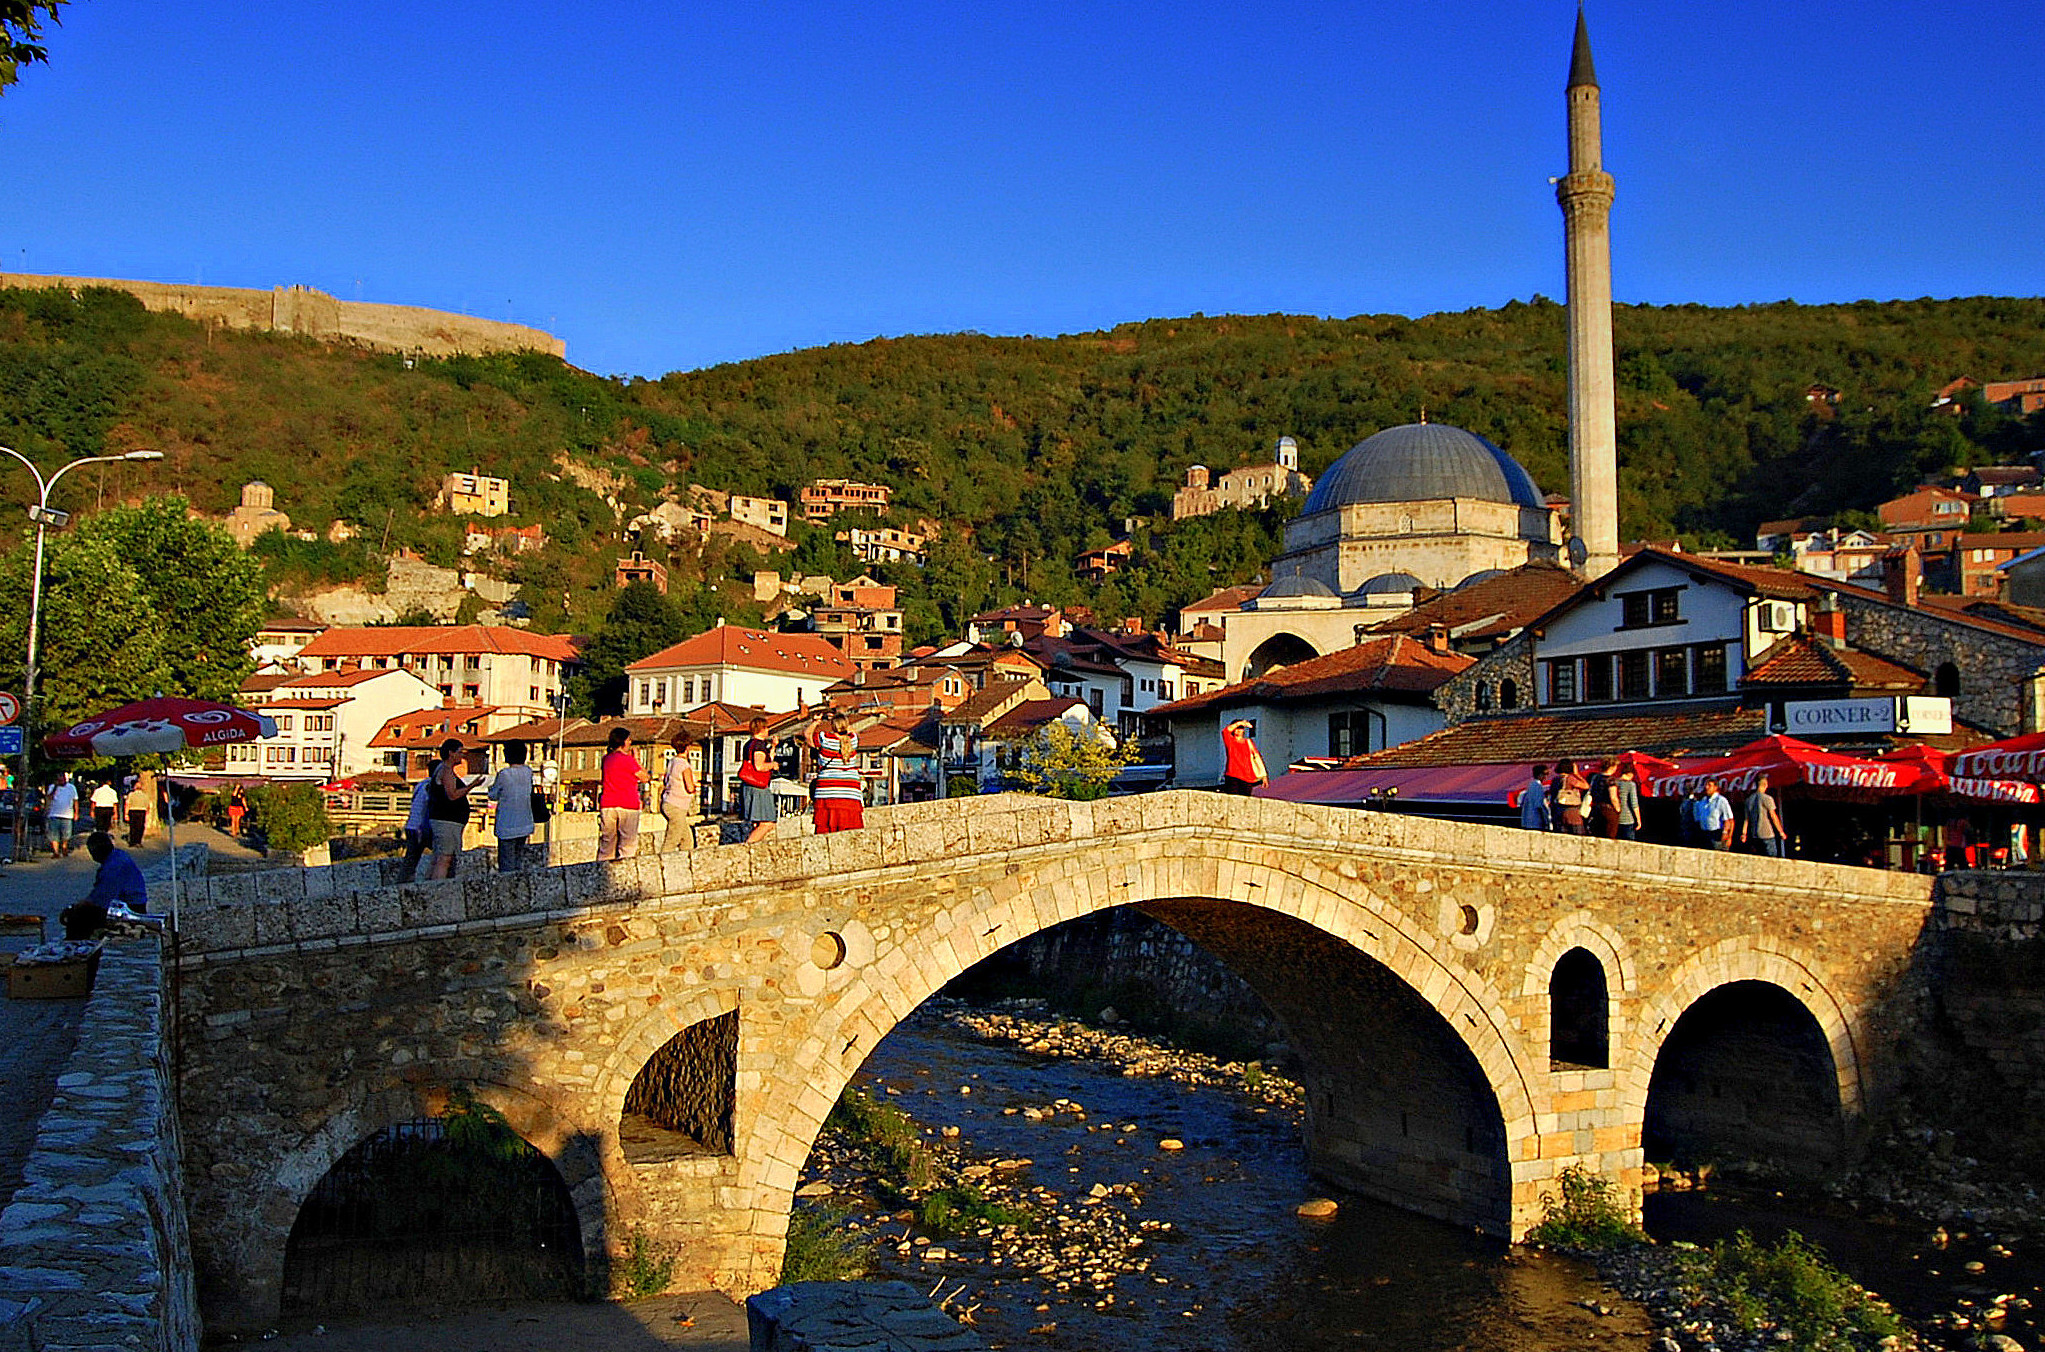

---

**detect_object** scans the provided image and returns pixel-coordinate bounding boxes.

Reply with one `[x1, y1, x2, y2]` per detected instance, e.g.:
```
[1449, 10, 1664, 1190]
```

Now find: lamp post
[0, 446, 165, 858]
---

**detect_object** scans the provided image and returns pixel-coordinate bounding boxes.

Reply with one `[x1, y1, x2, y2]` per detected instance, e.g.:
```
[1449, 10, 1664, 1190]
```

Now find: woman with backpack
[1553, 759, 1590, 835]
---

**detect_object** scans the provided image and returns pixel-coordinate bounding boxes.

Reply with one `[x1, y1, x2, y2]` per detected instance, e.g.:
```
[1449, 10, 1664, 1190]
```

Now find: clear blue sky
[1, 1, 2038, 377]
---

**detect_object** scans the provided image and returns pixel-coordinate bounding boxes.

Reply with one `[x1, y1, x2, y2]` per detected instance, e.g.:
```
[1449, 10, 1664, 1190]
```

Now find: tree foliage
[1008, 721, 1139, 800]
[244, 781, 333, 854]
[72, 496, 265, 702]
[0, 530, 167, 735]
[0, 1, 63, 92]
[574, 581, 687, 716]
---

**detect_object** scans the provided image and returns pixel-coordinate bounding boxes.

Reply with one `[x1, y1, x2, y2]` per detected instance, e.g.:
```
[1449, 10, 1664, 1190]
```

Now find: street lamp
[0, 446, 165, 857]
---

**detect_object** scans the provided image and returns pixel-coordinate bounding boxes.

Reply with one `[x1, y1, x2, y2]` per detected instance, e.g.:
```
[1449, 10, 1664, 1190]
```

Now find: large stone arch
[728, 840, 1545, 1270]
[223, 1077, 614, 1328]
[1617, 938, 1866, 1124]
[1245, 630, 1321, 679]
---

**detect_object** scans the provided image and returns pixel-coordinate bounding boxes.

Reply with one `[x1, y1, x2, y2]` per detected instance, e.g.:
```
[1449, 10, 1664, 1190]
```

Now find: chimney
[1426, 623, 1451, 655]
[1883, 548, 1922, 608]
[1812, 598, 1847, 649]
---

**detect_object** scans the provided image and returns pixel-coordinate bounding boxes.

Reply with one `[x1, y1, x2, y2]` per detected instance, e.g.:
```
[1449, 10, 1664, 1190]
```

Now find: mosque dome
[1355, 572, 1424, 596]
[1258, 572, 1338, 601]
[1298, 423, 1546, 515]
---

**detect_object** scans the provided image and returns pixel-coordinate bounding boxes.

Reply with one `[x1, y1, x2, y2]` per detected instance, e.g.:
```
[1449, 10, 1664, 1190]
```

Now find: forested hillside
[1, 285, 2042, 641]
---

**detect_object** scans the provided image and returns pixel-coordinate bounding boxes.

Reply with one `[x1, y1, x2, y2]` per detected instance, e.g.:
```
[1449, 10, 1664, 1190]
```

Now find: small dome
[1455, 569, 1506, 589]
[1357, 572, 1424, 596]
[1259, 573, 1338, 600]
[1299, 423, 1545, 515]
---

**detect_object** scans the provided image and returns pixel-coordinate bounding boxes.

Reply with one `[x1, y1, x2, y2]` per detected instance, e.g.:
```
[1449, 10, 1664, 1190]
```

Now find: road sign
[0, 727, 23, 756]
[0, 692, 19, 727]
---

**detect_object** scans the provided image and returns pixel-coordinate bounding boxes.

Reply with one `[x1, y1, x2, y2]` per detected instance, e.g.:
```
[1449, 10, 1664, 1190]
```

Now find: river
[799, 1000, 1660, 1352]
[802, 999, 2045, 1352]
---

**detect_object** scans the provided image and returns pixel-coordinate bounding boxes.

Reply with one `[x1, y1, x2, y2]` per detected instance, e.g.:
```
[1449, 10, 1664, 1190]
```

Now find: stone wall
[1436, 631, 1536, 726]
[1923, 871, 2045, 1134]
[0, 273, 564, 359]
[1834, 590, 2045, 737]
[171, 791, 1940, 1329]
[0, 935, 199, 1352]
[747, 1282, 986, 1351]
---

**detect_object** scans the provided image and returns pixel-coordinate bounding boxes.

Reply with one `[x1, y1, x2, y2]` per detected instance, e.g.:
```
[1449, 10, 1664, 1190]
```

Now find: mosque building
[1207, 11, 1622, 683]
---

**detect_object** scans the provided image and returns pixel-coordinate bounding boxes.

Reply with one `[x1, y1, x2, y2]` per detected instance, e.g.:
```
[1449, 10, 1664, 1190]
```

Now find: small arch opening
[621, 1009, 739, 1163]
[280, 1098, 585, 1319]
[1935, 662, 1961, 698]
[1245, 632, 1320, 680]
[1499, 678, 1520, 710]
[1549, 947, 1610, 1069]
[1474, 682, 1492, 712]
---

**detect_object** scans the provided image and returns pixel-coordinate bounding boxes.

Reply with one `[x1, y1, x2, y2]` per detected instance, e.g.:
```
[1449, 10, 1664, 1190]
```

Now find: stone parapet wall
[0, 935, 198, 1352]
[1926, 870, 2045, 1129]
[1934, 869, 2045, 938]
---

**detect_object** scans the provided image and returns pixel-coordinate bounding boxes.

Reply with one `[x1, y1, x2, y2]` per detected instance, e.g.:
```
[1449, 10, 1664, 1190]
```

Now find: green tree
[1008, 721, 1138, 800]
[0, 531, 167, 735]
[574, 582, 688, 716]
[73, 496, 265, 702]
[1, 2, 64, 92]
[244, 782, 332, 854]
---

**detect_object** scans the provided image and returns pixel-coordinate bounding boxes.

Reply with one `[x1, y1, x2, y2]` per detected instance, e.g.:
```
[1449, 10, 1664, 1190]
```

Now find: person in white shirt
[89, 780, 119, 833]
[487, 741, 537, 873]
[659, 733, 702, 853]
[45, 771, 79, 857]
[397, 773, 433, 883]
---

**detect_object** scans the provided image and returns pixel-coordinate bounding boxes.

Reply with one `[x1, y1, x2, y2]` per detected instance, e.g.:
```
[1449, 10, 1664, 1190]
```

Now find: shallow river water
[806, 1006, 1659, 1352]
[812, 1003, 2045, 1352]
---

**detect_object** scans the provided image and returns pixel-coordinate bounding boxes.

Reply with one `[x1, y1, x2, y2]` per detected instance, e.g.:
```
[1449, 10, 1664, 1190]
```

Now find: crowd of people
[1518, 758, 1787, 857]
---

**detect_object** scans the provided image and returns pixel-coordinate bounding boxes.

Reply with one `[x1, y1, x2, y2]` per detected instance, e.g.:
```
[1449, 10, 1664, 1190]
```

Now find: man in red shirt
[1220, 719, 1267, 796]
[596, 725, 648, 861]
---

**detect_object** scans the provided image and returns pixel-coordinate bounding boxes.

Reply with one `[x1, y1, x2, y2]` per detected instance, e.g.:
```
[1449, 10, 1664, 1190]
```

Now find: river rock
[1295, 1198, 1338, 1218]
[1158, 1138, 1184, 1151]
[795, 1181, 835, 1197]
[1983, 1336, 2024, 1352]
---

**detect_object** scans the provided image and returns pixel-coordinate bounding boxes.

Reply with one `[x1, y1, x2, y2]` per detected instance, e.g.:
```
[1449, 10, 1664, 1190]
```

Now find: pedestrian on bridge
[658, 732, 701, 853]
[488, 739, 537, 873]
[596, 725, 647, 861]
[1552, 759, 1589, 834]
[1695, 778, 1735, 851]
[425, 738, 477, 880]
[44, 770, 77, 858]
[1738, 773, 1786, 858]
[1220, 719, 1266, 796]
[739, 716, 779, 845]
[809, 714, 865, 835]
[1519, 764, 1552, 831]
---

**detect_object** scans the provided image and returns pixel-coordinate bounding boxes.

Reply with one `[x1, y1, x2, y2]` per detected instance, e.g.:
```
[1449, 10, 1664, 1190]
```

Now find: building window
[1547, 659, 1577, 705]
[1328, 711, 1370, 757]
[1474, 682, 1492, 712]
[463, 684, 480, 702]
[276, 715, 293, 732]
[1583, 654, 1613, 703]
[1655, 647, 1690, 698]
[1936, 662, 1961, 698]
[1618, 588, 1682, 629]
[1500, 678, 1519, 710]
[1694, 644, 1728, 693]
[1619, 650, 1651, 701]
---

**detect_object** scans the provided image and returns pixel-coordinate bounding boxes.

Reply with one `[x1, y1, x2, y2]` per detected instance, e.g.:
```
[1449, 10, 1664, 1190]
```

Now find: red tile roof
[985, 698, 1090, 740]
[301, 625, 579, 662]
[1740, 636, 1924, 692]
[1340, 706, 1770, 767]
[1150, 635, 1472, 717]
[281, 669, 417, 689]
[626, 625, 855, 678]
[1178, 583, 1264, 616]
[369, 707, 501, 749]
[1367, 562, 1583, 646]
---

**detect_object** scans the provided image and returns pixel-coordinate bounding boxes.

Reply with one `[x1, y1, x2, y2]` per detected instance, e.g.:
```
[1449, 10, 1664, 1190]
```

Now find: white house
[1147, 634, 1471, 786]
[228, 667, 442, 781]
[625, 623, 856, 716]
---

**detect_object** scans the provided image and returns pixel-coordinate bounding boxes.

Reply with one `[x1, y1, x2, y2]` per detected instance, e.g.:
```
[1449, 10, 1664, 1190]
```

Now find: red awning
[1258, 762, 1533, 807]
[1647, 735, 1909, 797]
[1951, 731, 2045, 781]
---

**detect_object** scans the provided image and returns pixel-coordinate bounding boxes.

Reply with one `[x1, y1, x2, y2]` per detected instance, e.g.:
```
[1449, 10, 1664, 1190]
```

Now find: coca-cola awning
[1950, 731, 2045, 782]
[1647, 735, 1909, 797]
[1877, 742, 2043, 804]
[44, 697, 278, 759]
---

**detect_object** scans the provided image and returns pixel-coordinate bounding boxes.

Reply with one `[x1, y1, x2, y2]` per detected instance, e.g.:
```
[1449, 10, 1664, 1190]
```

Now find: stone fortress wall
[0, 273, 565, 360]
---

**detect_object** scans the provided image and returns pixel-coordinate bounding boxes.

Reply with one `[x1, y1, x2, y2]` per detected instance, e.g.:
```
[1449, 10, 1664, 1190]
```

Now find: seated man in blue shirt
[58, 832, 148, 939]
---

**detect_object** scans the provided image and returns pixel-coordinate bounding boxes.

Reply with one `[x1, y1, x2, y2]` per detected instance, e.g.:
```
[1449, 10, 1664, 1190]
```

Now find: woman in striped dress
[808, 714, 865, 834]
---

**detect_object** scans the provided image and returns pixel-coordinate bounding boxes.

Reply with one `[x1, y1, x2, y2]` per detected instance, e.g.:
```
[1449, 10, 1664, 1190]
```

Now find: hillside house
[436, 470, 510, 518]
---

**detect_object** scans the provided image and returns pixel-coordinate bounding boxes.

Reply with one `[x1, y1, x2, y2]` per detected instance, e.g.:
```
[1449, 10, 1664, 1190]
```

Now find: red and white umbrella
[43, 695, 278, 929]
[44, 696, 277, 759]
[1649, 735, 1909, 797]
[1950, 731, 2045, 783]
[1877, 742, 2042, 804]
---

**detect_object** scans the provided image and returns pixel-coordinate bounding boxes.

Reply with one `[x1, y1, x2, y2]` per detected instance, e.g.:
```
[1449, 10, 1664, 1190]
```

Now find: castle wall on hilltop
[0, 273, 565, 360]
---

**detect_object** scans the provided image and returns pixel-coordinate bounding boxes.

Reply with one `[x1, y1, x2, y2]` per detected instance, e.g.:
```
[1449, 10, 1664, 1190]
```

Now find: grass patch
[1685, 1230, 1902, 1351]
[1526, 1164, 1647, 1249]
[824, 1088, 1035, 1238]
[613, 1227, 675, 1299]
[780, 1205, 871, 1283]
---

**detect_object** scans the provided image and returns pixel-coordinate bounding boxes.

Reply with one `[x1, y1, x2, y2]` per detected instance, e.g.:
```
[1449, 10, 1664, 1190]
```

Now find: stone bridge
[172, 791, 1936, 1330]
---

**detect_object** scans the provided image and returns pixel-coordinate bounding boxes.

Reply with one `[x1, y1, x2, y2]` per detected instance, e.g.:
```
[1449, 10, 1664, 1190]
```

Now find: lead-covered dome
[1299, 423, 1545, 515]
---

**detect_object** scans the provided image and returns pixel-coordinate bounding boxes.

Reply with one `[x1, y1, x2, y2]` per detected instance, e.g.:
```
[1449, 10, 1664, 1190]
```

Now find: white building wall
[627, 664, 839, 716]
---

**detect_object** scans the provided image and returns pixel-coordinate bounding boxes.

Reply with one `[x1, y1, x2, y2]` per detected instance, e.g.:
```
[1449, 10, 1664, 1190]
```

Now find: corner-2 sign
[0, 692, 19, 727]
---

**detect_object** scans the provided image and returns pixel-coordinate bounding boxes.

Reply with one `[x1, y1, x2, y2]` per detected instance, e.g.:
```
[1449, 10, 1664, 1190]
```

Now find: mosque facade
[1208, 14, 1621, 683]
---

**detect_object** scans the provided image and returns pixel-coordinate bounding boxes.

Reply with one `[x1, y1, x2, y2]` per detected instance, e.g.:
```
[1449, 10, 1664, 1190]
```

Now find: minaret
[1557, 7, 1620, 579]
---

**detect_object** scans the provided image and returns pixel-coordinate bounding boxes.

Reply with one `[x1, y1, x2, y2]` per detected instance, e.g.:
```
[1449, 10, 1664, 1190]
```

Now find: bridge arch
[233, 1078, 614, 1325]
[1621, 940, 1863, 1172]
[718, 839, 1544, 1256]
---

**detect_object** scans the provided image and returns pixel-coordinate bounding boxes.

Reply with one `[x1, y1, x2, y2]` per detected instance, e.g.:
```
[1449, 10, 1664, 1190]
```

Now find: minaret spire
[1557, 6, 1620, 580]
